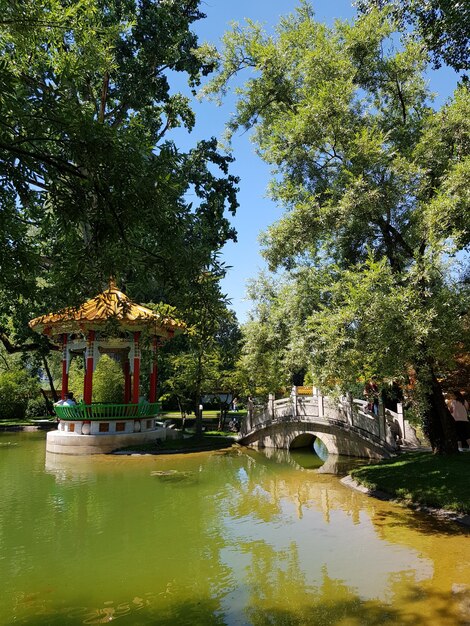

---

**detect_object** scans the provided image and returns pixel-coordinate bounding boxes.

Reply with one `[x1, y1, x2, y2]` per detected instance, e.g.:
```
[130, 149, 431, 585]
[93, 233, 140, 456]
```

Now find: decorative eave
[29, 283, 186, 339]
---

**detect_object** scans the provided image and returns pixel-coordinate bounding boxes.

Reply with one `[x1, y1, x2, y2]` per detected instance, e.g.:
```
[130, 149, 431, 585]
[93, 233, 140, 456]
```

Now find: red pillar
[123, 359, 131, 404]
[61, 333, 68, 400]
[149, 337, 158, 403]
[83, 330, 95, 405]
[132, 331, 141, 404]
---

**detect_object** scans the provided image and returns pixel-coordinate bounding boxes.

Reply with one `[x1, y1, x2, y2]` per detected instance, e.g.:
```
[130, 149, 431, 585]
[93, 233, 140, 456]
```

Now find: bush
[67, 355, 125, 403]
[0, 369, 41, 421]
[25, 397, 49, 419]
[91, 355, 124, 403]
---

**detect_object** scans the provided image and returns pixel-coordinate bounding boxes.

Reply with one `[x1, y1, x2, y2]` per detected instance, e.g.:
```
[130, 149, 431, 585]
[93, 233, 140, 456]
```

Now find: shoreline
[0, 422, 56, 432]
[112, 442, 237, 455]
[341, 475, 470, 528]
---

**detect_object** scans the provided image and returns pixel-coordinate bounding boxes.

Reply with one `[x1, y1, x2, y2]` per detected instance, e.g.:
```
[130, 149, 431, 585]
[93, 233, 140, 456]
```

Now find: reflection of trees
[245, 564, 468, 626]
[233, 448, 364, 525]
[369, 506, 470, 608]
[226, 450, 469, 625]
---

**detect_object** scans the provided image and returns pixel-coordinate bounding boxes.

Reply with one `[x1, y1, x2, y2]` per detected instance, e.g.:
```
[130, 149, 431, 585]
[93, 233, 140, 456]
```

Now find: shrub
[25, 397, 49, 419]
[92, 355, 124, 403]
[0, 369, 41, 421]
[66, 355, 125, 403]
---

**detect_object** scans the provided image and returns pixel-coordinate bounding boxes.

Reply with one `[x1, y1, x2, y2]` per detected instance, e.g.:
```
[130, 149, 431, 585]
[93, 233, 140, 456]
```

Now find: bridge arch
[239, 390, 422, 458]
[289, 432, 316, 449]
[240, 421, 395, 459]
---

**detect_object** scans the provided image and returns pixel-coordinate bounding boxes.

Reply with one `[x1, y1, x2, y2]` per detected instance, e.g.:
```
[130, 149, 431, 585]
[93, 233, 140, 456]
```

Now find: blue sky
[174, 1, 460, 323]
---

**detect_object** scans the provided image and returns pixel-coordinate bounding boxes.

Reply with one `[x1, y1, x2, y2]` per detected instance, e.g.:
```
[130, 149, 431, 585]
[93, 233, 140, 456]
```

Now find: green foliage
[0, 0, 238, 353]
[67, 354, 124, 402]
[91, 355, 124, 403]
[355, 0, 470, 72]
[67, 358, 84, 401]
[25, 397, 49, 419]
[206, 3, 469, 452]
[160, 275, 242, 428]
[239, 272, 313, 396]
[0, 369, 41, 420]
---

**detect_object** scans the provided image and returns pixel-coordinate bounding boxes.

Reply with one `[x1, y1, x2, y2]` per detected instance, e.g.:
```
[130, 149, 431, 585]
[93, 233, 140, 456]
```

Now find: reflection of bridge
[240, 389, 421, 459]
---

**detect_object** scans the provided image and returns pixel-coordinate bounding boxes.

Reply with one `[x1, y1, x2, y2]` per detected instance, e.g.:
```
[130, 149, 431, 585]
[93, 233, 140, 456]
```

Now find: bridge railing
[241, 388, 419, 448]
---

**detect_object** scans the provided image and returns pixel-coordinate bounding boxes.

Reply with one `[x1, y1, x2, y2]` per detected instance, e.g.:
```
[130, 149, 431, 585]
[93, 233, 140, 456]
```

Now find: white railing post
[246, 397, 254, 432]
[378, 400, 386, 442]
[346, 392, 353, 426]
[291, 386, 297, 419]
[396, 402, 405, 441]
[268, 393, 275, 420]
[317, 391, 324, 419]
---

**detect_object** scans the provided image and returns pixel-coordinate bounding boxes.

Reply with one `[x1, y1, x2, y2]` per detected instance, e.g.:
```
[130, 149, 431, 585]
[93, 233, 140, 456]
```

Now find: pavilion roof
[29, 283, 186, 337]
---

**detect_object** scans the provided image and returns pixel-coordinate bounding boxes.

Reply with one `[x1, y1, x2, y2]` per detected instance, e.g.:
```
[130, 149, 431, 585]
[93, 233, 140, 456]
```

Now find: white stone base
[46, 427, 178, 455]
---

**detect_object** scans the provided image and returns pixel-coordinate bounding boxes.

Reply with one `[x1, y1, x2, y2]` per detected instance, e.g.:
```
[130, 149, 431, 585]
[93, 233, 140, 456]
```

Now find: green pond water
[0, 432, 469, 626]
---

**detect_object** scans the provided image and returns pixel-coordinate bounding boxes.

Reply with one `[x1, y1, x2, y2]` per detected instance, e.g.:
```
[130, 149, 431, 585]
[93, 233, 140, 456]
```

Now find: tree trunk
[194, 396, 203, 437]
[422, 371, 458, 454]
[194, 353, 203, 437]
[177, 397, 186, 432]
[42, 356, 58, 402]
[218, 403, 227, 431]
[40, 388, 54, 416]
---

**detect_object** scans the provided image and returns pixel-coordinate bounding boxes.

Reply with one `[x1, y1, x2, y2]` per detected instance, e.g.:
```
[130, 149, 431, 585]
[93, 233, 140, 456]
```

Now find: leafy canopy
[203, 3, 469, 451]
[0, 0, 238, 350]
[355, 0, 470, 72]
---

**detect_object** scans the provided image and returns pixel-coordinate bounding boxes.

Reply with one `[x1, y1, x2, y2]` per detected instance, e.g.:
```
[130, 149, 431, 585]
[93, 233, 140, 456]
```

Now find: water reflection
[0, 433, 469, 625]
[259, 442, 367, 475]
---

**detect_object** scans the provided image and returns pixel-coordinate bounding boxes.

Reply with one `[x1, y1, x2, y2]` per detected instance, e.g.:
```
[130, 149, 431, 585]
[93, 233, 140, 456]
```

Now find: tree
[161, 275, 242, 435]
[203, 3, 470, 453]
[0, 368, 41, 420]
[238, 272, 313, 398]
[205, 309, 243, 429]
[0, 0, 238, 353]
[355, 0, 470, 72]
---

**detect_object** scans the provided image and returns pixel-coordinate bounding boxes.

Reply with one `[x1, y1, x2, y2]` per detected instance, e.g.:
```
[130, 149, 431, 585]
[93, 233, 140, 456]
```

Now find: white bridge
[239, 388, 421, 459]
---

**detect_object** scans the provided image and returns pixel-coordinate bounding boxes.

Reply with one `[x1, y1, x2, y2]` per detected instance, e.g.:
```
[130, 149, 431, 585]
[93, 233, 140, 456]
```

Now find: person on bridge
[364, 380, 379, 416]
[449, 391, 470, 451]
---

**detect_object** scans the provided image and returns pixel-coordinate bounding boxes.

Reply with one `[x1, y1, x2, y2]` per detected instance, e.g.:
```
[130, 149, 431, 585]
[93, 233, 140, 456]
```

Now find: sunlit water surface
[0, 432, 469, 625]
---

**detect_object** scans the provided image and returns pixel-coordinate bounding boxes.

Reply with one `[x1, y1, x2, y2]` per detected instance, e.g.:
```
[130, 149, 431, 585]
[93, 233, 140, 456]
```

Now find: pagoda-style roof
[29, 282, 185, 337]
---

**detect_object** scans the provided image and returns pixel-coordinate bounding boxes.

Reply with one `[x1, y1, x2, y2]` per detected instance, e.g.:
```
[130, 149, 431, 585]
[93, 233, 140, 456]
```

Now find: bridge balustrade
[296, 397, 318, 417]
[273, 398, 295, 419]
[324, 397, 349, 422]
[240, 388, 422, 456]
[242, 391, 402, 444]
[351, 408, 381, 438]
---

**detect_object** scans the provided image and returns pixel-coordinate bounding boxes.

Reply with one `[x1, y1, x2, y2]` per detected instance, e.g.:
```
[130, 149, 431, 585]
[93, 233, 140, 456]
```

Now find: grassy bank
[350, 451, 470, 514]
[0, 418, 53, 427]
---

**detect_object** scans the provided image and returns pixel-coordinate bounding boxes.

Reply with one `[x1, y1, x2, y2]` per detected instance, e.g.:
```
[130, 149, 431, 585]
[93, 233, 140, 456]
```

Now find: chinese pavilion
[29, 281, 184, 454]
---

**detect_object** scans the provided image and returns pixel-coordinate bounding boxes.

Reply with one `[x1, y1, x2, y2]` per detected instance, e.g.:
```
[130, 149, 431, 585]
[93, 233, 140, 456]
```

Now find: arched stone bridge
[239, 390, 421, 459]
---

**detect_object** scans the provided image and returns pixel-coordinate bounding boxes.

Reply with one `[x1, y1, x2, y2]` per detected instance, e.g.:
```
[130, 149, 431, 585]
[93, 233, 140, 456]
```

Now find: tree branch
[0, 142, 87, 179]
[395, 76, 407, 124]
[99, 72, 109, 124]
[376, 215, 414, 259]
[0, 330, 57, 354]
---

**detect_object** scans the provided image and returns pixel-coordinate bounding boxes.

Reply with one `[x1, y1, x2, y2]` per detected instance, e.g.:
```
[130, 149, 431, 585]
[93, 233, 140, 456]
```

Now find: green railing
[54, 402, 162, 421]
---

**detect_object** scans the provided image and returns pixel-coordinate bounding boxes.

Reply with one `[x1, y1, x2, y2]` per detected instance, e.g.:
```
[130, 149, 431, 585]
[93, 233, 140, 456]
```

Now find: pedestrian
[63, 391, 77, 406]
[449, 391, 470, 451]
[364, 380, 379, 415]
